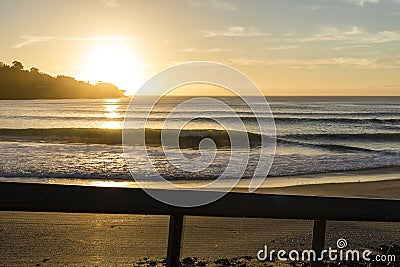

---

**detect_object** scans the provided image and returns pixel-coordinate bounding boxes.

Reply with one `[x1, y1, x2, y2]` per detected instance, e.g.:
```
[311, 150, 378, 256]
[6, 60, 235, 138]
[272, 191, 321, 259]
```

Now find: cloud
[228, 57, 400, 69]
[347, 0, 400, 6]
[13, 36, 55, 48]
[346, 0, 380, 6]
[357, 30, 400, 43]
[201, 26, 270, 37]
[209, 0, 237, 10]
[229, 57, 371, 67]
[333, 44, 372, 50]
[374, 56, 400, 67]
[282, 33, 295, 37]
[302, 26, 362, 42]
[13, 35, 133, 48]
[101, 0, 118, 7]
[302, 26, 400, 44]
[186, 0, 237, 11]
[264, 45, 298, 51]
[182, 48, 237, 52]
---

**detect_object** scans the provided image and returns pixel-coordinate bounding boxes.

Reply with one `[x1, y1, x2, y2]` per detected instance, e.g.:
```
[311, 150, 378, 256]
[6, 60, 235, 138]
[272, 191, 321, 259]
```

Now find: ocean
[0, 96, 399, 187]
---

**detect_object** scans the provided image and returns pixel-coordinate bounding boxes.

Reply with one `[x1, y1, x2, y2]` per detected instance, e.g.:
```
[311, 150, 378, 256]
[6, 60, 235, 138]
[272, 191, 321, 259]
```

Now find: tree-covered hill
[0, 61, 125, 99]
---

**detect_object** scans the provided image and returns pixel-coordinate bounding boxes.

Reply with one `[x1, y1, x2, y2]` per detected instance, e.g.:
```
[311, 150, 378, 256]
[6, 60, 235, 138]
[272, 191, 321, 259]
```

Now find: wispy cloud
[282, 33, 295, 37]
[346, 0, 380, 6]
[374, 56, 400, 68]
[311, 5, 322, 11]
[209, 0, 237, 10]
[347, 0, 400, 6]
[298, 5, 322, 11]
[302, 26, 400, 44]
[333, 44, 372, 50]
[101, 0, 118, 7]
[301, 26, 363, 42]
[182, 47, 237, 53]
[264, 45, 298, 51]
[201, 26, 270, 37]
[228, 56, 400, 69]
[13, 36, 55, 48]
[14, 35, 133, 48]
[186, 0, 237, 11]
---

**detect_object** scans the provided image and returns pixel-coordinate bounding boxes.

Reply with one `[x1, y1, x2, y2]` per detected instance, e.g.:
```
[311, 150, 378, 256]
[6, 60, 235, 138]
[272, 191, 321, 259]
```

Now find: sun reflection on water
[100, 99, 122, 129]
[90, 181, 135, 188]
[100, 121, 122, 129]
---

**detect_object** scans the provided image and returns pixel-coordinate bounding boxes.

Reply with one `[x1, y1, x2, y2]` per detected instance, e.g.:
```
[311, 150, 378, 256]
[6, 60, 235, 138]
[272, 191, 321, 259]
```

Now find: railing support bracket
[311, 219, 326, 267]
[166, 214, 184, 267]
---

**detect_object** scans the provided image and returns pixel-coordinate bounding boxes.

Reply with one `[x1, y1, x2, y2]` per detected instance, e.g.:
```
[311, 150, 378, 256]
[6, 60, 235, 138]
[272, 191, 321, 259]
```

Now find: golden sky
[0, 0, 399, 95]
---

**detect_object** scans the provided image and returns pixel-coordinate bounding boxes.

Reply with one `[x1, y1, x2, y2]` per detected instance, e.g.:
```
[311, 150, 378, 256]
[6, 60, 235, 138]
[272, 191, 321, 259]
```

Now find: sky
[0, 0, 399, 95]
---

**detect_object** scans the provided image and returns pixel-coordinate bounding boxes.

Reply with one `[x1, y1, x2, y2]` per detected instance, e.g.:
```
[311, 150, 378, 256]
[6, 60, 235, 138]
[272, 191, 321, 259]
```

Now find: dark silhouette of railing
[0, 182, 399, 267]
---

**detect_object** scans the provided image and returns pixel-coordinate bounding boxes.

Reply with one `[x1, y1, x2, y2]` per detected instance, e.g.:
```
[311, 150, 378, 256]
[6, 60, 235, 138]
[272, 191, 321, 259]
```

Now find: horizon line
[127, 94, 400, 97]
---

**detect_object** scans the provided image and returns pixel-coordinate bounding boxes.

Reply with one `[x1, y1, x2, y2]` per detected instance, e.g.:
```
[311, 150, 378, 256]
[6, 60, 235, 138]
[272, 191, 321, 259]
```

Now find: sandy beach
[252, 167, 400, 199]
[1, 169, 400, 266]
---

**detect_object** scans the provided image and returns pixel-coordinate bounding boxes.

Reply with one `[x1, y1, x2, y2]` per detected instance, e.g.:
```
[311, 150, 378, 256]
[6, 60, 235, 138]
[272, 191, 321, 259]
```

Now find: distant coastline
[0, 61, 125, 99]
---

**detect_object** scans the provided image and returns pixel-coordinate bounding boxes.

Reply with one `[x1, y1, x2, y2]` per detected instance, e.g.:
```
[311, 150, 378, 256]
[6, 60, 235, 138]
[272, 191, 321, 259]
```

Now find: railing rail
[1, 182, 399, 267]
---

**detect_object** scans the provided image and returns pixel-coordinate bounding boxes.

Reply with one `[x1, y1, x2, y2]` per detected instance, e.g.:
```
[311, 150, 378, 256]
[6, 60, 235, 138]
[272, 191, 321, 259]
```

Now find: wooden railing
[0, 182, 399, 267]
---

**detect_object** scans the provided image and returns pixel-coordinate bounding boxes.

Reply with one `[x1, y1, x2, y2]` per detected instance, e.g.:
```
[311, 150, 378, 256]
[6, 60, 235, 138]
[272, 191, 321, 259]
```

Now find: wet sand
[1, 212, 400, 266]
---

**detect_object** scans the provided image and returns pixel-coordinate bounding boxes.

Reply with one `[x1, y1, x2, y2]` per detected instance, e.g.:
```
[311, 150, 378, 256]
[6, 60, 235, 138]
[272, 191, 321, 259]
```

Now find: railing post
[311, 219, 326, 267]
[166, 214, 184, 267]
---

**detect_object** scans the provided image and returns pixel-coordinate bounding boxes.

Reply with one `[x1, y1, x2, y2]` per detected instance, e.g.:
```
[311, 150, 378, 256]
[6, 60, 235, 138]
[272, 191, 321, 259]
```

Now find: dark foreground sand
[1, 169, 400, 266]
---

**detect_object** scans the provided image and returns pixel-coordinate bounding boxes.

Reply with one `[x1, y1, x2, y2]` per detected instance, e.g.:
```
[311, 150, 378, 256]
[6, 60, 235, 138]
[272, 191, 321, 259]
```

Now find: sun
[80, 42, 146, 95]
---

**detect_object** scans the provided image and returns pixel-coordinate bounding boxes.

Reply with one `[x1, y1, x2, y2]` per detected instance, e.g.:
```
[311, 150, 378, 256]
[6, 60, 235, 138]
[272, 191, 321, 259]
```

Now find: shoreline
[0, 166, 400, 199]
[252, 166, 400, 199]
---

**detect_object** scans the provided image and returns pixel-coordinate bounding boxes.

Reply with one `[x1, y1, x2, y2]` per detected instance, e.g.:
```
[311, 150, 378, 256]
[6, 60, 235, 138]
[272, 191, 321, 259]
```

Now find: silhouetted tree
[11, 61, 24, 70]
[30, 67, 39, 73]
[0, 61, 125, 99]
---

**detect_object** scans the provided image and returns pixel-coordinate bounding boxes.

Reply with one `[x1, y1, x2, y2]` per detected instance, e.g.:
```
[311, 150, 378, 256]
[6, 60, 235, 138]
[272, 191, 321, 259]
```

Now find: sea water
[0, 96, 399, 186]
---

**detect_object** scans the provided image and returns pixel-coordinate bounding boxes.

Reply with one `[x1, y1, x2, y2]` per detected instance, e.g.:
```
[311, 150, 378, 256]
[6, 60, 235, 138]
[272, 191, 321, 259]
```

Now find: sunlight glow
[80, 42, 146, 95]
[104, 102, 119, 119]
[100, 99, 122, 128]
[100, 121, 122, 129]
